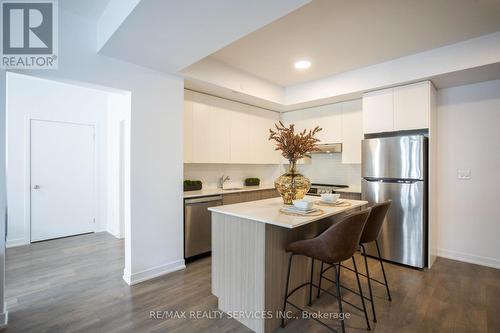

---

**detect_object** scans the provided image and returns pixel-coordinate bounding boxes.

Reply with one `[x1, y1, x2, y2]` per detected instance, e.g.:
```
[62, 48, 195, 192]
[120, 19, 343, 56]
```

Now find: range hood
[309, 143, 342, 154]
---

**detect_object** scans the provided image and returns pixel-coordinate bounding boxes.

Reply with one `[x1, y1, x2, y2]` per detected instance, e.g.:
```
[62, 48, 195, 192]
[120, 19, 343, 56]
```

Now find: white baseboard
[6, 238, 28, 248]
[103, 230, 124, 239]
[438, 248, 500, 269]
[122, 259, 186, 285]
[111, 232, 125, 239]
[0, 308, 8, 328]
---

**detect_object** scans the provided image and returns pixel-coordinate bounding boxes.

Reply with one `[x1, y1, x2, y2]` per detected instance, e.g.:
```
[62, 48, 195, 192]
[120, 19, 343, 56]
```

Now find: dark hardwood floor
[2, 232, 500, 333]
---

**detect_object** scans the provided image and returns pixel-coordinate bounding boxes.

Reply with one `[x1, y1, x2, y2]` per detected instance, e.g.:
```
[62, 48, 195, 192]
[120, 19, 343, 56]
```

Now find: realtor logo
[1, 0, 58, 69]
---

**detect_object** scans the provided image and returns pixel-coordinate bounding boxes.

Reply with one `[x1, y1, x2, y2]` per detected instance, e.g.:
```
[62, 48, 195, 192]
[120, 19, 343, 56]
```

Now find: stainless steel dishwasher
[184, 195, 222, 260]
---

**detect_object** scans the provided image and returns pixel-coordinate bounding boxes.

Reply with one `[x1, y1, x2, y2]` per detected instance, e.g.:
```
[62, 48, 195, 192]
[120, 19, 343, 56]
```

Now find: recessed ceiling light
[294, 60, 311, 70]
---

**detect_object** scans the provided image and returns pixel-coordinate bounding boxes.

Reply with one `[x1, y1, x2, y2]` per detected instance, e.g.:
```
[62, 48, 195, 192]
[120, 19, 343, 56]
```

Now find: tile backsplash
[184, 163, 283, 189]
[184, 153, 361, 190]
[297, 154, 361, 186]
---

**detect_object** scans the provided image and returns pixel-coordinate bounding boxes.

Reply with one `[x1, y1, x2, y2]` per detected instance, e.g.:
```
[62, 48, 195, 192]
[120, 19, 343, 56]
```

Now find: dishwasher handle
[185, 195, 223, 205]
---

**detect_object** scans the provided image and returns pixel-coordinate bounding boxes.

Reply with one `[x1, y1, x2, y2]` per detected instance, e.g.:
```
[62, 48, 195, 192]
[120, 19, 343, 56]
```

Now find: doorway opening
[5, 72, 132, 316]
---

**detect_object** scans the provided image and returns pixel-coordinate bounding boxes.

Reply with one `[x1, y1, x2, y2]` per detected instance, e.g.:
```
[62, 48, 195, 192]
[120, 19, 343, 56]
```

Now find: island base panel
[212, 212, 348, 333]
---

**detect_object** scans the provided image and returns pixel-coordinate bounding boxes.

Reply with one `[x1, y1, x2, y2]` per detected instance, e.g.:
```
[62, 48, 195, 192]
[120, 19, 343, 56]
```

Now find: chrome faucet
[219, 175, 230, 188]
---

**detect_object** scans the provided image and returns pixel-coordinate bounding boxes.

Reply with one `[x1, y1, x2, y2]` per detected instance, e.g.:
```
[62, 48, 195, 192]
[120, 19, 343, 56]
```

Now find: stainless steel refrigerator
[361, 135, 427, 268]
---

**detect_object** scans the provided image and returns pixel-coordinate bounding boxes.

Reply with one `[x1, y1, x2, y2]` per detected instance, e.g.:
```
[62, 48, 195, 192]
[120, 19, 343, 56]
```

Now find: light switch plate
[457, 169, 471, 180]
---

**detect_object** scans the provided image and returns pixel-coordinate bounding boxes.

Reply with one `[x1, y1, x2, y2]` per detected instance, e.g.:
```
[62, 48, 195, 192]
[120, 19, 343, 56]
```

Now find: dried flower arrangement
[268, 121, 322, 162]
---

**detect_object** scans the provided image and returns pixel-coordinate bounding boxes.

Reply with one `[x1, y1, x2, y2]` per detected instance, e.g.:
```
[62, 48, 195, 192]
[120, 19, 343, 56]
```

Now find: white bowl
[292, 199, 314, 210]
[321, 193, 341, 203]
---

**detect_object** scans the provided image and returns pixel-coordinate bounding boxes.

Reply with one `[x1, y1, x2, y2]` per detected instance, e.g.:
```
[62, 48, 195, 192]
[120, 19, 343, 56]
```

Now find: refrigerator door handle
[364, 177, 421, 184]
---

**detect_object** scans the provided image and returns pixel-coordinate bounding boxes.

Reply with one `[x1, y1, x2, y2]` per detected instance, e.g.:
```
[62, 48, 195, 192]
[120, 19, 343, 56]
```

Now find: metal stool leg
[376, 240, 392, 301]
[317, 261, 324, 299]
[361, 244, 377, 322]
[333, 264, 345, 333]
[308, 258, 315, 306]
[281, 254, 294, 328]
[353, 256, 371, 330]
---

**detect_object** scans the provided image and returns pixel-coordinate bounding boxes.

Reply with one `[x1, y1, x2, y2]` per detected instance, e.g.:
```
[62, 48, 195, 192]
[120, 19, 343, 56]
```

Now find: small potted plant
[183, 180, 202, 191]
[245, 178, 260, 186]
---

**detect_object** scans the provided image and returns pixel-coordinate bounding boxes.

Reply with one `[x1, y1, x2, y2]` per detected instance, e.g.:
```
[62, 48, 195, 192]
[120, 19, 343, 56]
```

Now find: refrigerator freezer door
[362, 179, 426, 268]
[362, 135, 426, 180]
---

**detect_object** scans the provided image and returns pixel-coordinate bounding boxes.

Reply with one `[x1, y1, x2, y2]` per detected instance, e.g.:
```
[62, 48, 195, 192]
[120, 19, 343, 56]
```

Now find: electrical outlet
[457, 169, 471, 180]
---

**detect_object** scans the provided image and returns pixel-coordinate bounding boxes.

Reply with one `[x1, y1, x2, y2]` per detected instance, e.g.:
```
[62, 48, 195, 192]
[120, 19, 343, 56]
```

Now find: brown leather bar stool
[331, 200, 392, 323]
[357, 200, 392, 322]
[281, 209, 372, 333]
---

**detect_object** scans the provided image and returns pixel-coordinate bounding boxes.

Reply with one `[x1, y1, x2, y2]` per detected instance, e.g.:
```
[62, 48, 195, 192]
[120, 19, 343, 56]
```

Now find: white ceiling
[209, 0, 500, 86]
[59, 0, 112, 21]
[98, 0, 310, 73]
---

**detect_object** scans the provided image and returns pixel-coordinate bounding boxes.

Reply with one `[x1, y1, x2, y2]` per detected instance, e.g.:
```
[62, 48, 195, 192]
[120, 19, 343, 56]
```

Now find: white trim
[438, 248, 500, 269]
[24, 115, 31, 245]
[0, 308, 8, 329]
[122, 260, 186, 285]
[104, 230, 123, 240]
[26, 118, 98, 243]
[6, 238, 27, 248]
[109, 231, 124, 239]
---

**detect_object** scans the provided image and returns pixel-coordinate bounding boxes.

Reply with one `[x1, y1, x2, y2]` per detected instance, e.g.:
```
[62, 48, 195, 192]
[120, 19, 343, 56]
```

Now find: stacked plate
[281, 205, 321, 215]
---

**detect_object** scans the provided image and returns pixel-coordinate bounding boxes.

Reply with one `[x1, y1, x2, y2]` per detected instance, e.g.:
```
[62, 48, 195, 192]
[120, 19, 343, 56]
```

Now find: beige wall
[436, 79, 500, 268]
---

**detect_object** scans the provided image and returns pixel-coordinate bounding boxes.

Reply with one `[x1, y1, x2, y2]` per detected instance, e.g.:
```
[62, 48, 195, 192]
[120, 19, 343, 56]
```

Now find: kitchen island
[209, 197, 368, 333]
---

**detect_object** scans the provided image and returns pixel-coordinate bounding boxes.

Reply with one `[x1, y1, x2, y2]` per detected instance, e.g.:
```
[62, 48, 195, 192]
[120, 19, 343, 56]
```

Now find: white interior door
[30, 119, 95, 242]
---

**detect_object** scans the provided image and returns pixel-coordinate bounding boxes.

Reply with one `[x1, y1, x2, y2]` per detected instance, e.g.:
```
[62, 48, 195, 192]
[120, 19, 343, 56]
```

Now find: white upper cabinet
[183, 101, 194, 163]
[314, 104, 343, 143]
[229, 109, 251, 164]
[281, 99, 363, 164]
[341, 99, 363, 164]
[288, 104, 343, 144]
[184, 91, 280, 164]
[393, 82, 431, 130]
[362, 81, 433, 134]
[362, 88, 394, 134]
[209, 106, 231, 163]
[281, 110, 305, 132]
[249, 110, 281, 164]
[280, 110, 310, 164]
[191, 101, 211, 163]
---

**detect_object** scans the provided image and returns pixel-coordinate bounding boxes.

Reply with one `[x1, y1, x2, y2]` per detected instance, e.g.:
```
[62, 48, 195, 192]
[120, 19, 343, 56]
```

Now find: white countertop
[184, 185, 275, 198]
[184, 184, 361, 198]
[209, 196, 368, 229]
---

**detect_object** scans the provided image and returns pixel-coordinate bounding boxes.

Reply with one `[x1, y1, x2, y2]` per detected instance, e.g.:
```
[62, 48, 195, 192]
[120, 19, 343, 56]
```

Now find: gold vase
[275, 160, 311, 205]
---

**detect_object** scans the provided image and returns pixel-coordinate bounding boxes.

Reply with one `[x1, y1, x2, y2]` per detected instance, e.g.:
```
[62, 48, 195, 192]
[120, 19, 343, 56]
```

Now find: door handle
[33, 185, 40, 190]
